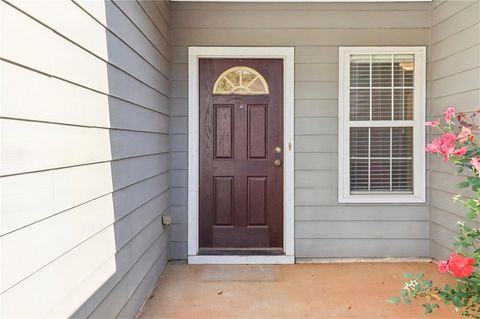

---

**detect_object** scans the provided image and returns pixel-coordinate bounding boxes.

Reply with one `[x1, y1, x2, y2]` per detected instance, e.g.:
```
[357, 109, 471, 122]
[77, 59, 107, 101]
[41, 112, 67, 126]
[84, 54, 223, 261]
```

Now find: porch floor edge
[295, 257, 433, 264]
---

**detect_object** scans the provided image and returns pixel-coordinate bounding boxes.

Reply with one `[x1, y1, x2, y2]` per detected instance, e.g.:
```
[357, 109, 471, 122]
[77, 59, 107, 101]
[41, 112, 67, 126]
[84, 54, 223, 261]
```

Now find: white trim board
[187, 47, 295, 265]
[189, 255, 295, 265]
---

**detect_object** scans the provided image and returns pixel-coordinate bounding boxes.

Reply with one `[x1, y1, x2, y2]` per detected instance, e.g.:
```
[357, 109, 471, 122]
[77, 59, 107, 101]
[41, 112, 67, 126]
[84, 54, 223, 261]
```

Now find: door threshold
[188, 255, 294, 265]
[198, 248, 284, 255]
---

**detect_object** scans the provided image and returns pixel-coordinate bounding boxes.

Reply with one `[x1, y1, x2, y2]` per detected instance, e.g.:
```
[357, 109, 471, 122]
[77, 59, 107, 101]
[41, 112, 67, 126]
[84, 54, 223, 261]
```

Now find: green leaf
[401, 289, 411, 304]
[387, 296, 401, 304]
[472, 179, 480, 192]
[466, 199, 477, 207]
[467, 209, 478, 220]
[422, 303, 439, 314]
[453, 296, 463, 307]
[456, 181, 470, 188]
[403, 273, 414, 278]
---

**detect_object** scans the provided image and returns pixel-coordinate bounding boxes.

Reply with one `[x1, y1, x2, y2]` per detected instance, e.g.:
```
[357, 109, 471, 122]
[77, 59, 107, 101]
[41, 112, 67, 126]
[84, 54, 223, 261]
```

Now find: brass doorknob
[273, 146, 282, 153]
[274, 159, 282, 167]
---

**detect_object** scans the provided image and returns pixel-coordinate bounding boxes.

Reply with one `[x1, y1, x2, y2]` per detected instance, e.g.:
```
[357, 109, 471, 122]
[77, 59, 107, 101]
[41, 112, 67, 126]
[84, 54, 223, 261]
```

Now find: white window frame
[338, 46, 426, 204]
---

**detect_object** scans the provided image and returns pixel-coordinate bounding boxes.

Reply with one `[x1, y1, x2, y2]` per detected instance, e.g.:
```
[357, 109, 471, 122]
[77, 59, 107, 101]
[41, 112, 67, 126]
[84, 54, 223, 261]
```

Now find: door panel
[214, 105, 233, 159]
[213, 177, 233, 226]
[248, 177, 267, 226]
[248, 105, 267, 159]
[199, 59, 283, 253]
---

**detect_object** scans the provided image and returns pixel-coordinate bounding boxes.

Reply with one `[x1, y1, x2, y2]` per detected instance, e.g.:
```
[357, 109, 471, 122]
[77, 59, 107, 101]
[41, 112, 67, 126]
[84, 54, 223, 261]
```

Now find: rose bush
[387, 107, 479, 318]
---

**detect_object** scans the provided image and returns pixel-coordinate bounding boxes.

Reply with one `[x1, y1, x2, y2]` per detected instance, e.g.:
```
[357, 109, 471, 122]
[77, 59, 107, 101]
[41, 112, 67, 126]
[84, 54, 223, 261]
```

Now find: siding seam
[0, 117, 169, 135]
[135, 0, 170, 44]
[1, 206, 169, 294]
[431, 87, 480, 99]
[152, 1, 170, 25]
[71, 0, 169, 79]
[86, 230, 168, 318]
[0, 172, 170, 237]
[0, 151, 169, 178]
[431, 220, 457, 235]
[433, 0, 447, 10]
[431, 240, 453, 252]
[431, 43, 480, 65]
[109, 0, 170, 63]
[4, 1, 169, 96]
[431, 0, 478, 28]
[431, 206, 478, 224]
[431, 66, 480, 82]
[431, 21, 480, 46]
[115, 247, 168, 319]
[0, 58, 170, 117]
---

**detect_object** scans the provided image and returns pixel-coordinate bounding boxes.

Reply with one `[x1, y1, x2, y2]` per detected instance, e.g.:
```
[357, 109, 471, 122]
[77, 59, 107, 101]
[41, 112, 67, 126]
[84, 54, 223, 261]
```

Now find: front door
[199, 59, 284, 255]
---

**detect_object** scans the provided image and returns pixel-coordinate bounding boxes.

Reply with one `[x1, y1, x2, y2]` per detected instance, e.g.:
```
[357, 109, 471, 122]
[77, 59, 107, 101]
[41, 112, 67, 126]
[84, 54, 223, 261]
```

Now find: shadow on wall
[0, 0, 170, 318]
[69, 1, 170, 318]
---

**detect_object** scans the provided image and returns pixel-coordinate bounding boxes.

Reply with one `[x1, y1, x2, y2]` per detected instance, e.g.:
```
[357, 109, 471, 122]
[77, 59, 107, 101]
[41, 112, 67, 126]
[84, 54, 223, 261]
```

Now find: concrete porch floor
[139, 261, 461, 319]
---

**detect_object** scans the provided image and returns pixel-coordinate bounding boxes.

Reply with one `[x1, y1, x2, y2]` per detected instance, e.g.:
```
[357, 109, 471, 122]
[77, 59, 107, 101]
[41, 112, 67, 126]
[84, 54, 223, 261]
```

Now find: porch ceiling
[171, 0, 432, 2]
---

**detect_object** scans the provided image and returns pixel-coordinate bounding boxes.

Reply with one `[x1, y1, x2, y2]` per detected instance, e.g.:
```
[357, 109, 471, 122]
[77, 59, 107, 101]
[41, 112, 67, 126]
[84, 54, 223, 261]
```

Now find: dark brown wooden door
[199, 59, 284, 254]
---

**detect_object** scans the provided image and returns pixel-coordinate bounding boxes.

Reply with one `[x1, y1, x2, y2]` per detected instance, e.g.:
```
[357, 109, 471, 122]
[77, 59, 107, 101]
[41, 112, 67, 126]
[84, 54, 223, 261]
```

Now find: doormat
[197, 265, 279, 282]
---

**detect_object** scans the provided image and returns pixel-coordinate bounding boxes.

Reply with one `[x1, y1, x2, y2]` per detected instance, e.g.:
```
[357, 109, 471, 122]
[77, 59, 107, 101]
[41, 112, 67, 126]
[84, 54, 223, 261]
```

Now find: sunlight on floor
[139, 261, 461, 319]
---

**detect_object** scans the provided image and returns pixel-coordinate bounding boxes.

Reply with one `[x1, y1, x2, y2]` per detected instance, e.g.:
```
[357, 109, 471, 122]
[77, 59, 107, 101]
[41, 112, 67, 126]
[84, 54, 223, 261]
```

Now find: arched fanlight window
[213, 66, 269, 95]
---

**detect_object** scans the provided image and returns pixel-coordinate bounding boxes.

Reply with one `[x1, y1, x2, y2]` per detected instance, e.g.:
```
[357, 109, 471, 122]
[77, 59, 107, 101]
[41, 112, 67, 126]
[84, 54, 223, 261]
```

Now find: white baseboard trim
[188, 255, 295, 264]
[296, 257, 433, 264]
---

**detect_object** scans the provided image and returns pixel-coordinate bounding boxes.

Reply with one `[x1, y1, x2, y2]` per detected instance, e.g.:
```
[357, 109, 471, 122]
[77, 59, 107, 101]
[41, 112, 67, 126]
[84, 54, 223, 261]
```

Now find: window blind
[349, 54, 415, 193]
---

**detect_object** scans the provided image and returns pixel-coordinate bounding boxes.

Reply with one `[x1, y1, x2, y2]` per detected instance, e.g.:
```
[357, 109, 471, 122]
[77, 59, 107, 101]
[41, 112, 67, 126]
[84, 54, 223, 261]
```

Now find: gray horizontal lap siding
[0, 0, 170, 318]
[429, 0, 480, 260]
[169, 1, 431, 260]
[9, 0, 480, 317]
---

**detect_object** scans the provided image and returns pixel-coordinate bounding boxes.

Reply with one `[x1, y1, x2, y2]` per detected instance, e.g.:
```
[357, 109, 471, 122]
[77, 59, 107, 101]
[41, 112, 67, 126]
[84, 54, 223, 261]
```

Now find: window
[338, 47, 426, 203]
[213, 66, 269, 95]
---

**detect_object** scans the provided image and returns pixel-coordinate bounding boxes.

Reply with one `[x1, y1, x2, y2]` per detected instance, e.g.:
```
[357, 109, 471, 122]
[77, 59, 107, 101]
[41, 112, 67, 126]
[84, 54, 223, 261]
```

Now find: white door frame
[187, 47, 295, 264]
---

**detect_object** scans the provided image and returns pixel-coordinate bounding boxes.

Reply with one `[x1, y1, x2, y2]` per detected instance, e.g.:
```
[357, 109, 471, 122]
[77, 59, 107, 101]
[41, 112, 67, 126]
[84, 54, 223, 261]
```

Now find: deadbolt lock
[274, 159, 282, 167]
[273, 146, 282, 153]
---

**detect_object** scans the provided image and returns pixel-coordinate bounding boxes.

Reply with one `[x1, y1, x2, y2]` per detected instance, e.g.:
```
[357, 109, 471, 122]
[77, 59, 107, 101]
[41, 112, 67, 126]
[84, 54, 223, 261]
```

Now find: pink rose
[471, 157, 480, 173]
[437, 253, 475, 278]
[425, 120, 440, 127]
[425, 138, 441, 153]
[437, 260, 449, 274]
[452, 147, 467, 156]
[425, 133, 468, 162]
[425, 133, 456, 162]
[457, 126, 473, 144]
[440, 133, 456, 162]
[448, 253, 475, 278]
[443, 107, 456, 122]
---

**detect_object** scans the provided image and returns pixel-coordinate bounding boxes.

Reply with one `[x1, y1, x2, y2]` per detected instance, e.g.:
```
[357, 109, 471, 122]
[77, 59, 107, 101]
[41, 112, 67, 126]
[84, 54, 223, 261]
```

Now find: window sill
[338, 194, 426, 204]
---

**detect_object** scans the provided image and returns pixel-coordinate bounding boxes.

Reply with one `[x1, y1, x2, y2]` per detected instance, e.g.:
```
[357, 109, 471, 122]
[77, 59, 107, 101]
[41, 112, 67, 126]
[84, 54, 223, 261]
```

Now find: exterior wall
[429, 0, 480, 260]
[0, 1, 170, 317]
[169, 1, 432, 260]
